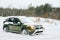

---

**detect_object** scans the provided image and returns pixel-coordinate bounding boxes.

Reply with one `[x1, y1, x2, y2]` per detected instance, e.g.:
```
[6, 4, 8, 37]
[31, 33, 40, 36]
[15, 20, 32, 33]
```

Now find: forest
[0, 3, 60, 20]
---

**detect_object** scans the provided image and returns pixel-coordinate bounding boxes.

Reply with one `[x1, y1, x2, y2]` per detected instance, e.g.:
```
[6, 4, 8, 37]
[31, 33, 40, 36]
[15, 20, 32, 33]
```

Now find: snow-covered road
[0, 17, 60, 40]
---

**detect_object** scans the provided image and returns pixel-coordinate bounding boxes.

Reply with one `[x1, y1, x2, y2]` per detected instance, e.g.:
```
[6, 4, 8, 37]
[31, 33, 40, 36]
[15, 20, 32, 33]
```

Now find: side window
[13, 18, 20, 23]
[7, 18, 13, 22]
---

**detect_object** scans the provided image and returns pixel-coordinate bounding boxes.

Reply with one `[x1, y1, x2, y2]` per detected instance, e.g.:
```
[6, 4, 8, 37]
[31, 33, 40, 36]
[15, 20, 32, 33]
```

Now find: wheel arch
[3, 24, 9, 30]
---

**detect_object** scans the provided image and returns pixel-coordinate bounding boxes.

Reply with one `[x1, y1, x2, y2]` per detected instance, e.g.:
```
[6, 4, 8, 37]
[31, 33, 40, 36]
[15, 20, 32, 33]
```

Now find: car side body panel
[9, 25, 21, 32]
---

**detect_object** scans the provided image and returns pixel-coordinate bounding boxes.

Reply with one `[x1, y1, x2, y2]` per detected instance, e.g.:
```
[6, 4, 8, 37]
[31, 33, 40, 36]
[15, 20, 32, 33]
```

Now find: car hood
[23, 23, 34, 25]
[23, 22, 42, 25]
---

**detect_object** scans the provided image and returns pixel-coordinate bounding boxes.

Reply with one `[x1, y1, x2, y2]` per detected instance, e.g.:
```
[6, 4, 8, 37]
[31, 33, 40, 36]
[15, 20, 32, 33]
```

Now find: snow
[0, 16, 60, 40]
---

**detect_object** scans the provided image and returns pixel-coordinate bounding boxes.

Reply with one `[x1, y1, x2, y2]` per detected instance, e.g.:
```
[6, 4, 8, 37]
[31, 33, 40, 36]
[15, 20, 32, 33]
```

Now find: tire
[3, 27, 9, 32]
[21, 29, 28, 35]
[28, 31, 35, 36]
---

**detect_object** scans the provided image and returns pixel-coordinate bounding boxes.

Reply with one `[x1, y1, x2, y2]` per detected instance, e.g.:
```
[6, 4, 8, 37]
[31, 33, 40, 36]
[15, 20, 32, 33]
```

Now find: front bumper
[33, 29, 43, 35]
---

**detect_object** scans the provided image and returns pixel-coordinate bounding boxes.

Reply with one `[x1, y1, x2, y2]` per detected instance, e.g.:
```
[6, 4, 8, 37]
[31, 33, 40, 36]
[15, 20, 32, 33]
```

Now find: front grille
[35, 25, 41, 29]
[35, 25, 43, 29]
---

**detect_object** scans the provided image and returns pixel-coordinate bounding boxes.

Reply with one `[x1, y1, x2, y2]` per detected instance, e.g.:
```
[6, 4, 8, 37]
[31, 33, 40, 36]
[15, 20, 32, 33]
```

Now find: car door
[9, 18, 21, 32]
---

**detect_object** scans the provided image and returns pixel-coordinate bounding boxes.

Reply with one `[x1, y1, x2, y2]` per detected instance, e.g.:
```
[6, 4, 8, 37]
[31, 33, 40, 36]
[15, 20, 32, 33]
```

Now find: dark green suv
[3, 17, 44, 35]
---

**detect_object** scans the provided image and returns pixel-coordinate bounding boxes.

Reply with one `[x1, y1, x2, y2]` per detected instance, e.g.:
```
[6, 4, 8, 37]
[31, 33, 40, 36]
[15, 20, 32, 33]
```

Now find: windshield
[20, 17, 34, 24]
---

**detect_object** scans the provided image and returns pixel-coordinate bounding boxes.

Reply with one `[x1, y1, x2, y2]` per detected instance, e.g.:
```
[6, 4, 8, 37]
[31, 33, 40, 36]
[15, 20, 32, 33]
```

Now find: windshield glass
[20, 17, 34, 24]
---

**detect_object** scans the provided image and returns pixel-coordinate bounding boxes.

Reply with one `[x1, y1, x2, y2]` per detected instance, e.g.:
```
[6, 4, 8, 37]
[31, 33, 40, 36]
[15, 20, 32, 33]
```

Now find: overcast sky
[0, 0, 60, 9]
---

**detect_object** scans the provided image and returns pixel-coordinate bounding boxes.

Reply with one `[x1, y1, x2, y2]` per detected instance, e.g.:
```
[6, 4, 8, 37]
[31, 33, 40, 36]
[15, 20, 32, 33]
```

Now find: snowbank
[0, 16, 60, 40]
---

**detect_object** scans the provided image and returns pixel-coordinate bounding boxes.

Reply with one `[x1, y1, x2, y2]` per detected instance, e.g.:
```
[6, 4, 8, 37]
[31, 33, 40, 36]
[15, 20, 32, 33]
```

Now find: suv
[3, 17, 44, 35]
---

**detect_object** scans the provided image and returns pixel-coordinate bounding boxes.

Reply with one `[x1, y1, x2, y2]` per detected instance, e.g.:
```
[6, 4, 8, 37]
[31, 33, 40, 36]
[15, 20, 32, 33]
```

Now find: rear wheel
[3, 27, 9, 32]
[21, 29, 28, 35]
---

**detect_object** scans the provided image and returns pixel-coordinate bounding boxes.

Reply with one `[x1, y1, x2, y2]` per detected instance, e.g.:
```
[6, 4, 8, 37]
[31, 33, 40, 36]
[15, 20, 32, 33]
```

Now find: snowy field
[0, 17, 60, 40]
